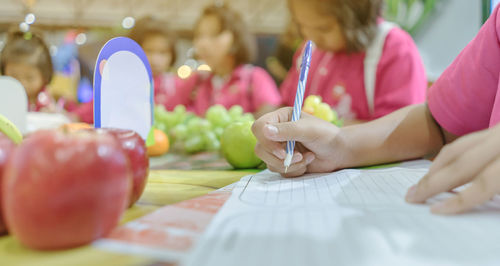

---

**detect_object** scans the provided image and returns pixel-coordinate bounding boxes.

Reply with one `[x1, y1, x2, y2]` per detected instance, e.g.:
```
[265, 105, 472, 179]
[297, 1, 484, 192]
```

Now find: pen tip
[285, 166, 288, 174]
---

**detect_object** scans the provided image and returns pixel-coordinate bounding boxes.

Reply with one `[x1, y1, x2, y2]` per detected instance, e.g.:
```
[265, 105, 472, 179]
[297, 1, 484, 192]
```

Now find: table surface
[0, 152, 258, 266]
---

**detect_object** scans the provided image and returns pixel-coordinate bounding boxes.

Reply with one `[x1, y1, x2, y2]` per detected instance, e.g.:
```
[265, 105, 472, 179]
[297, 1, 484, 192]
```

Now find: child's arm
[253, 103, 449, 177]
[335, 103, 454, 169]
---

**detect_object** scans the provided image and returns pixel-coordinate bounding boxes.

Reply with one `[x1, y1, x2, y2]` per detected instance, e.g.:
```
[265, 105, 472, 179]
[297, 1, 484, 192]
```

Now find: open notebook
[183, 160, 500, 266]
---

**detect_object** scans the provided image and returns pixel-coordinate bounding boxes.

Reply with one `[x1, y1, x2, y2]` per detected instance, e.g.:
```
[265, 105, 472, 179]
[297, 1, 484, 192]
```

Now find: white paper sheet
[183, 160, 500, 266]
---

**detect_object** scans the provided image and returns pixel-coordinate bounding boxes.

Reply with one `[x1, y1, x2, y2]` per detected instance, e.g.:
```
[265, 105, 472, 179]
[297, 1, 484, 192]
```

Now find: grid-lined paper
[238, 168, 424, 209]
[184, 163, 500, 266]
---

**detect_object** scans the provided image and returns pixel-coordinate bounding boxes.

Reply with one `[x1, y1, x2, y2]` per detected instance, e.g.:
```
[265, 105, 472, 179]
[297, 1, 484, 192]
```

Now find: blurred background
[0, 0, 495, 97]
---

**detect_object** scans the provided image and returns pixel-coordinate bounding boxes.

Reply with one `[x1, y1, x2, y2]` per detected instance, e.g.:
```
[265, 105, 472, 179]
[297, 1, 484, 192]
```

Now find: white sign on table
[0, 76, 27, 133]
[93, 37, 154, 145]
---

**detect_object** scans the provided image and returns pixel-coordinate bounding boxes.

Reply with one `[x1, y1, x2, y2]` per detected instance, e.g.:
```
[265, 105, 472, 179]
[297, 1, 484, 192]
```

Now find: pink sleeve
[372, 28, 427, 119]
[428, 5, 500, 136]
[279, 46, 303, 107]
[250, 67, 282, 110]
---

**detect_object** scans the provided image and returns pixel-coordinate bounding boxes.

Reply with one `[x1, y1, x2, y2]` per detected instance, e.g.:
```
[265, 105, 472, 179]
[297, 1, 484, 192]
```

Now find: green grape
[181, 112, 195, 124]
[213, 127, 224, 139]
[202, 131, 220, 151]
[154, 105, 169, 122]
[184, 135, 205, 154]
[171, 124, 188, 141]
[229, 105, 244, 121]
[237, 113, 255, 123]
[186, 117, 203, 135]
[156, 122, 167, 133]
[164, 112, 178, 130]
[154, 105, 167, 115]
[199, 119, 212, 131]
[206, 138, 220, 151]
[174, 104, 186, 115]
[206, 104, 231, 127]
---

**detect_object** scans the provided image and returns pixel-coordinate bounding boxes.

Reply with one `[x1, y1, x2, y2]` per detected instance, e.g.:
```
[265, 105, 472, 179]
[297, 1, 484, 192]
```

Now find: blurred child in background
[1, 30, 55, 111]
[1, 29, 93, 124]
[188, 4, 281, 117]
[129, 16, 188, 111]
[281, 0, 427, 125]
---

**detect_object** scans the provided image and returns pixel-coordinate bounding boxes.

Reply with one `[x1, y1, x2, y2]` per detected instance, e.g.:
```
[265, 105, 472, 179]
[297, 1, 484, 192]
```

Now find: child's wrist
[331, 127, 357, 170]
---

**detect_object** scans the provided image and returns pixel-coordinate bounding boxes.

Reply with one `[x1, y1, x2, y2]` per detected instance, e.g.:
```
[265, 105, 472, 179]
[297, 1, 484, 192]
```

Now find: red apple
[2, 129, 132, 250]
[96, 128, 149, 207]
[0, 132, 15, 235]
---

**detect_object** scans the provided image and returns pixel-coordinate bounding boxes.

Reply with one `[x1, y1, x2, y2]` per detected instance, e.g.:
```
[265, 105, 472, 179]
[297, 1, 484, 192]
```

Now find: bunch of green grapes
[154, 104, 254, 154]
[302, 95, 343, 127]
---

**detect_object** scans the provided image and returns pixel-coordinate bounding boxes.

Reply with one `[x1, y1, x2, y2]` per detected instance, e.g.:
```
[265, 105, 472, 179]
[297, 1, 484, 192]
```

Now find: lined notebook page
[183, 161, 500, 266]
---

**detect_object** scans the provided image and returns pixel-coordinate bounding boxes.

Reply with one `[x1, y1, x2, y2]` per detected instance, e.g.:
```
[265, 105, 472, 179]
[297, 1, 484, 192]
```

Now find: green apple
[221, 121, 262, 169]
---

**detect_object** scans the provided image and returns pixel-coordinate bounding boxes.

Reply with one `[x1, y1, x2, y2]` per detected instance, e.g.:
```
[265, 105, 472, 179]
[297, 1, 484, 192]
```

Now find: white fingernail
[266, 125, 278, 135]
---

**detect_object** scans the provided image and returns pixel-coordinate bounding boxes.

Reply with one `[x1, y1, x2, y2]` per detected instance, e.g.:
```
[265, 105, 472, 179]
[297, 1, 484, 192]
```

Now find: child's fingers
[427, 130, 488, 177]
[255, 140, 286, 160]
[264, 121, 317, 143]
[430, 158, 500, 214]
[252, 107, 293, 136]
[267, 155, 309, 178]
[255, 146, 303, 172]
[406, 135, 500, 203]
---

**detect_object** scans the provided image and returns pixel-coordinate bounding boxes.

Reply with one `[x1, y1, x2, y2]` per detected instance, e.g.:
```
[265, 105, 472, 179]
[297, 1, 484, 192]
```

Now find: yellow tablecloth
[0, 169, 256, 266]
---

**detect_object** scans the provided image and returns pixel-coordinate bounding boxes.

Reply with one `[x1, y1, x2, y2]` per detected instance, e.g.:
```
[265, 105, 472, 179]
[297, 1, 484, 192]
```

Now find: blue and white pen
[284, 40, 313, 173]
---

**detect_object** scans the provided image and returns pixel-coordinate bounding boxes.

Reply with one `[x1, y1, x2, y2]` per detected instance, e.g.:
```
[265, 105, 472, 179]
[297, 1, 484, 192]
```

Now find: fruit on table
[205, 104, 231, 128]
[184, 135, 205, 154]
[3, 129, 131, 250]
[153, 104, 255, 155]
[314, 103, 336, 122]
[304, 95, 322, 110]
[228, 105, 243, 120]
[97, 128, 149, 207]
[0, 132, 15, 234]
[221, 121, 262, 169]
[0, 113, 23, 144]
[147, 128, 169, 157]
[303, 95, 342, 126]
[65, 126, 149, 206]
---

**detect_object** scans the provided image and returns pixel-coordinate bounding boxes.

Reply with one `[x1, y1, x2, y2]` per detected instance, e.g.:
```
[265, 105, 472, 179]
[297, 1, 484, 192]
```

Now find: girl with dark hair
[1, 30, 55, 111]
[188, 4, 281, 117]
[281, 0, 427, 125]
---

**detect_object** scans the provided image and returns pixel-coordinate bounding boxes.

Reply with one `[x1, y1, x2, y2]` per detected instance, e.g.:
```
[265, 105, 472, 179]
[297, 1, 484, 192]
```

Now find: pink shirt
[187, 65, 281, 115]
[154, 73, 191, 111]
[281, 24, 427, 120]
[428, 4, 500, 136]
